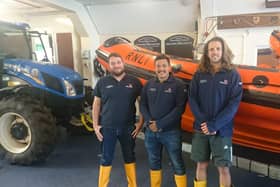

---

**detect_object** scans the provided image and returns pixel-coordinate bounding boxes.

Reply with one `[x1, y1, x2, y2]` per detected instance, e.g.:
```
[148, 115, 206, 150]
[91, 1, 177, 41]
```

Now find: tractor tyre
[0, 95, 56, 165]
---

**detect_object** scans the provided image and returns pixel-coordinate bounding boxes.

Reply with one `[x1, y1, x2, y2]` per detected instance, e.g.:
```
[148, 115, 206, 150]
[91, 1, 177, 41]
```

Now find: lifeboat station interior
[0, 0, 279, 187]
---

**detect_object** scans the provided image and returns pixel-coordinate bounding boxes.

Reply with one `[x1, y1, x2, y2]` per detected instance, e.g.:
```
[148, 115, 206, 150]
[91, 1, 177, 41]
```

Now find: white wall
[43, 0, 100, 51]
[217, 28, 280, 66]
[88, 0, 199, 34]
[200, 0, 280, 18]
[199, 0, 280, 66]
[41, 0, 102, 86]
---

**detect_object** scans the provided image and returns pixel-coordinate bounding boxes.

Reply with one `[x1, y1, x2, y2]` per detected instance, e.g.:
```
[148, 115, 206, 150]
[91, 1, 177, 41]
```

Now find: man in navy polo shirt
[140, 54, 188, 187]
[189, 37, 242, 187]
[92, 52, 143, 187]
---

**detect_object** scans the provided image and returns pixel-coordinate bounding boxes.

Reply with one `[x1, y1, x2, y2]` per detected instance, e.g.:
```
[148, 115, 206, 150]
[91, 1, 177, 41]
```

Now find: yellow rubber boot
[98, 165, 112, 187]
[150, 170, 162, 187]
[124, 163, 137, 187]
[194, 180, 207, 187]
[174, 174, 187, 187]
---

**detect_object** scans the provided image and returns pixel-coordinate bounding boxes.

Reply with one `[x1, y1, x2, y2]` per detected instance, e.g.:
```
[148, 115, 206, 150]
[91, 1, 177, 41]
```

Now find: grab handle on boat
[171, 64, 182, 73]
[252, 75, 269, 88]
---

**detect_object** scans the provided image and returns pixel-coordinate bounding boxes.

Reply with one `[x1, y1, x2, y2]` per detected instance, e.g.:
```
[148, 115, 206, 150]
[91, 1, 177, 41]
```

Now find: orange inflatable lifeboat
[95, 37, 280, 157]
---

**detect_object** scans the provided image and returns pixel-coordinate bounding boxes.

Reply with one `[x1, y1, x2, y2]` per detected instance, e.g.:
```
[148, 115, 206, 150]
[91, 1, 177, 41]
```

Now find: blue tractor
[0, 21, 85, 165]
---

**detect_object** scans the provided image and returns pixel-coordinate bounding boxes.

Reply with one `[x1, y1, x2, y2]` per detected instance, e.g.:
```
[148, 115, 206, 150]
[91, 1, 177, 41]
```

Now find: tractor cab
[0, 21, 50, 62]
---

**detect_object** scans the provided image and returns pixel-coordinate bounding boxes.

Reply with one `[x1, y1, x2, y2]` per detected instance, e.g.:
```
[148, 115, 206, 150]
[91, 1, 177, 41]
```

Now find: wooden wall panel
[217, 13, 280, 30]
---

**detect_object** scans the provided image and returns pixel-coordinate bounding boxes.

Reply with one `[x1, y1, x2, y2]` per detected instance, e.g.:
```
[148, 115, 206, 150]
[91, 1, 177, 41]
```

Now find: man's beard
[208, 56, 222, 64]
[156, 71, 168, 78]
[111, 69, 125, 77]
[210, 56, 222, 64]
[211, 60, 221, 64]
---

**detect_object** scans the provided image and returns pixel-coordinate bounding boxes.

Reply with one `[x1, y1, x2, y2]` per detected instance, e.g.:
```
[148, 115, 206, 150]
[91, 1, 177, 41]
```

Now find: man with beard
[140, 54, 188, 187]
[270, 30, 280, 65]
[93, 52, 143, 187]
[189, 37, 243, 187]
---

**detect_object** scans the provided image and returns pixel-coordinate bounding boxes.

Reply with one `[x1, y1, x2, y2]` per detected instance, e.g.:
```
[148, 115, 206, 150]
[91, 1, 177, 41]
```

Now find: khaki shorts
[191, 132, 233, 167]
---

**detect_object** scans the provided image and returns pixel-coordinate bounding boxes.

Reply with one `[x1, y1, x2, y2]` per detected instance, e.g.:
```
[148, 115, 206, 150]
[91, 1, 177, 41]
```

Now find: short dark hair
[108, 52, 123, 62]
[154, 54, 170, 65]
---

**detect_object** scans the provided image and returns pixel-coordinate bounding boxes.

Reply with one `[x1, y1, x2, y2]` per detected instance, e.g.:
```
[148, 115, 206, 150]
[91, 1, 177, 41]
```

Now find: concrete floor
[0, 131, 279, 187]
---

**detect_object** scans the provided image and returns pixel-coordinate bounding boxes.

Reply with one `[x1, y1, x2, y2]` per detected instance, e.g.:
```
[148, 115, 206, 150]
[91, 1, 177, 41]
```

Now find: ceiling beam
[13, 0, 42, 8]
[76, 0, 174, 6]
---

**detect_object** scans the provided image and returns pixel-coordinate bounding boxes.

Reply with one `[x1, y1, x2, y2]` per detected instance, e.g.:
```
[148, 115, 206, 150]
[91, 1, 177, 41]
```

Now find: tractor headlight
[63, 80, 76, 96]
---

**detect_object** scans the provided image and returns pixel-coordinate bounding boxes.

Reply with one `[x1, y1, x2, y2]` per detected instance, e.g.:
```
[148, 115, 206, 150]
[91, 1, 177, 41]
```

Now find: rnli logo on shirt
[238, 81, 243, 86]
[200, 80, 207, 84]
[106, 85, 114, 89]
[164, 88, 172, 93]
[219, 79, 228, 85]
[149, 88, 157, 92]
[125, 83, 133, 88]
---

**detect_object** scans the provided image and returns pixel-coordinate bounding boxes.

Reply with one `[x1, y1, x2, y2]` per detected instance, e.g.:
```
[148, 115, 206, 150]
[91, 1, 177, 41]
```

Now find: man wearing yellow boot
[189, 37, 243, 187]
[93, 52, 143, 187]
[140, 54, 188, 187]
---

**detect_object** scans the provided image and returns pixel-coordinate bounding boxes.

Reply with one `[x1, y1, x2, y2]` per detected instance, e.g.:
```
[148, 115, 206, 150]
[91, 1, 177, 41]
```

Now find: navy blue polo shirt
[189, 69, 243, 137]
[94, 74, 142, 128]
[140, 74, 188, 131]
